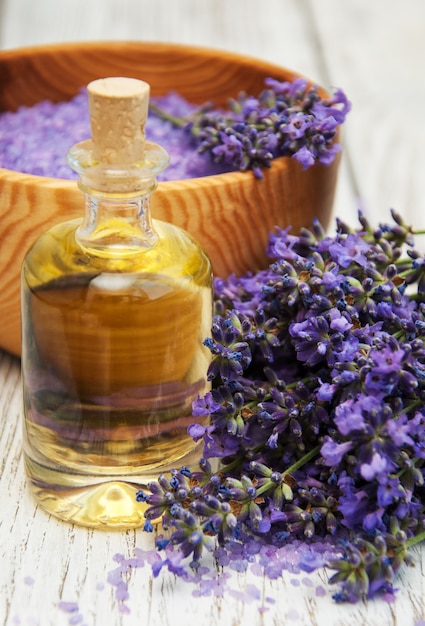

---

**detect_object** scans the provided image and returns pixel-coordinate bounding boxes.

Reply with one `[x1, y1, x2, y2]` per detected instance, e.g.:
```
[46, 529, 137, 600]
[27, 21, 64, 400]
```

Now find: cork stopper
[87, 77, 150, 165]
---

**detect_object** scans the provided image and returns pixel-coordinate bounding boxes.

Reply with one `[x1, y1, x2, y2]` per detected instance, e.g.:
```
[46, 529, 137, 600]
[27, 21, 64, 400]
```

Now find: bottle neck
[67, 138, 170, 256]
[76, 192, 158, 256]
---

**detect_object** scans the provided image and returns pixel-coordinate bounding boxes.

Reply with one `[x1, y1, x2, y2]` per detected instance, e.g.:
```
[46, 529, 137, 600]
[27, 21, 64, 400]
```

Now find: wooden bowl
[0, 41, 340, 357]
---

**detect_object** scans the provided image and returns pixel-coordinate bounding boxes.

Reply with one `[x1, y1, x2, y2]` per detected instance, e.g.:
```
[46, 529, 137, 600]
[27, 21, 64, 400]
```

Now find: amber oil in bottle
[21, 78, 213, 528]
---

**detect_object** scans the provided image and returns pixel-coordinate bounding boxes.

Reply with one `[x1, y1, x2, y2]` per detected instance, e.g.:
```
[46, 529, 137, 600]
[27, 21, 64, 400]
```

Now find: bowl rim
[0, 39, 314, 80]
[0, 153, 293, 191]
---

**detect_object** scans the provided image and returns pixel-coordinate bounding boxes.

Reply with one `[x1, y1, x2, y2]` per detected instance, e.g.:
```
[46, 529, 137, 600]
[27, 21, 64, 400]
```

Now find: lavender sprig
[138, 209, 425, 603]
[150, 77, 351, 178]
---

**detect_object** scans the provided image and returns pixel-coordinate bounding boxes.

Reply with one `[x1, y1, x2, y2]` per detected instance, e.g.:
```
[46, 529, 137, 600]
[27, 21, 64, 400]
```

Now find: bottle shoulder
[22, 218, 213, 290]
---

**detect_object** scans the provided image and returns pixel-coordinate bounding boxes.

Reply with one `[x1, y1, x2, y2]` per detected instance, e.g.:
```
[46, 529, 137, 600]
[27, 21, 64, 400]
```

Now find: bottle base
[29, 480, 148, 528]
[24, 444, 203, 529]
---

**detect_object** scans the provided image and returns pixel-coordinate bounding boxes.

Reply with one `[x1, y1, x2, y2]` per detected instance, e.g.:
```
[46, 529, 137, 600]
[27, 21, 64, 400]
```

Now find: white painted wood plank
[0, 0, 325, 78]
[307, 0, 425, 231]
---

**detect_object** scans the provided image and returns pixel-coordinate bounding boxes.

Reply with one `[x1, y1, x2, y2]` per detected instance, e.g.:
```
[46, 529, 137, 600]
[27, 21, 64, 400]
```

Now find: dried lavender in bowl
[0, 79, 349, 180]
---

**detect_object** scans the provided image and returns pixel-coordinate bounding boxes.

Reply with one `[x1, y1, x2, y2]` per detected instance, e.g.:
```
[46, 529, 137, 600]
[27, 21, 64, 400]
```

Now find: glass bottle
[21, 77, 213, 528]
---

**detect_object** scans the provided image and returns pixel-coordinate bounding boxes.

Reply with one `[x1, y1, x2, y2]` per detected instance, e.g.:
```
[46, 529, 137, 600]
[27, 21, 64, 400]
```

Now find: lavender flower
[151, 78, 350, 178]
[138, 209, 425, 604]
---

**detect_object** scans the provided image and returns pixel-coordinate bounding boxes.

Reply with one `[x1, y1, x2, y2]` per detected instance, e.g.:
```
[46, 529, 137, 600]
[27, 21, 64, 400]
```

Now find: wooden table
[1, 1, 425, 624]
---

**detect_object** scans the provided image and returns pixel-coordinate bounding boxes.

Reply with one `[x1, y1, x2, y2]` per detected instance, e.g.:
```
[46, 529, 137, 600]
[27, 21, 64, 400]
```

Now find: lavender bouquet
[150, 77, 350, 178]
[138, 210, 425, 603]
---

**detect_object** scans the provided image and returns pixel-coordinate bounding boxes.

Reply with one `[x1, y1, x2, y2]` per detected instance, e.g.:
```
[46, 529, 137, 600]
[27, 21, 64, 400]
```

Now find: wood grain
[0, 41, 340, 356]
[0, 40, 326, 110]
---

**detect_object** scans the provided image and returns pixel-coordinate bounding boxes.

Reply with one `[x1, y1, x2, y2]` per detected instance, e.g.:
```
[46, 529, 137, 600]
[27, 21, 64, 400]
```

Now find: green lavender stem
[149, 103, 187, 129]
[255, 444, 322, 498]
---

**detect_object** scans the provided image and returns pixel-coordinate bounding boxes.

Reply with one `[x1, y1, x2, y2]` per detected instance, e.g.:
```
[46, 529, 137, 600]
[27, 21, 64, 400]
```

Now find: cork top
[88, 77, 150, 165]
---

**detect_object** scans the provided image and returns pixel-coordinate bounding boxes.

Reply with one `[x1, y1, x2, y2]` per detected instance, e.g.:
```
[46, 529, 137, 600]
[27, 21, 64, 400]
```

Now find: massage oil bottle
[21, 77, 213, 528]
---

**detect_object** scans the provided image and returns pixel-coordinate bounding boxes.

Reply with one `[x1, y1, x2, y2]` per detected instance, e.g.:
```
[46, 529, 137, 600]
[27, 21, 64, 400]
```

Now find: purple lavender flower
[321, 438, 353, 466]
[360, 452, 388, 481]
[152, 77, 350, 177]
[292, 145, 316, 169]
[139, 210, 425, 605]
[328, 233, 370, 269]
[289, 309, 355, 367]
[204, 315, 252, 381]
[211, 130, 244, 168]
